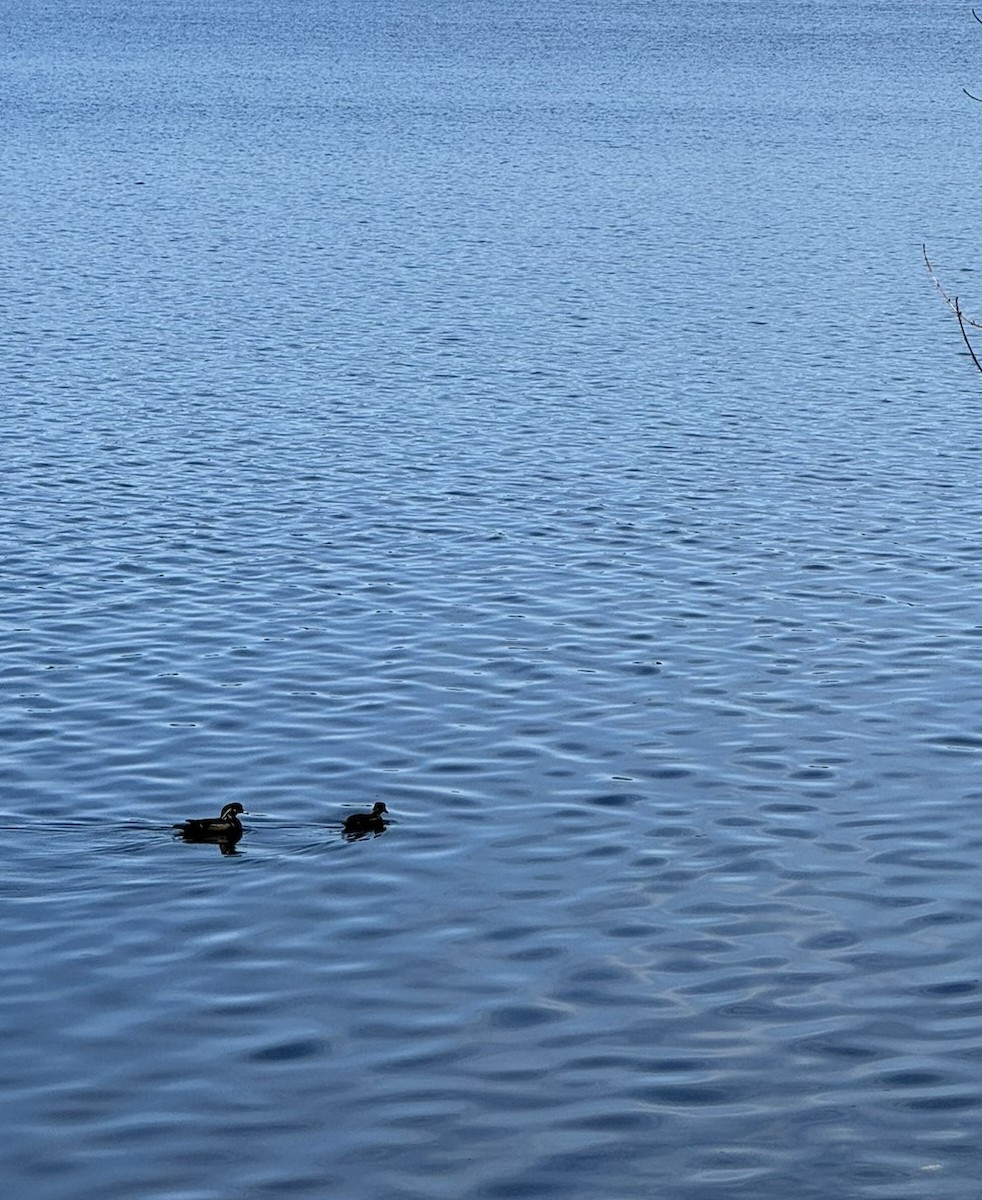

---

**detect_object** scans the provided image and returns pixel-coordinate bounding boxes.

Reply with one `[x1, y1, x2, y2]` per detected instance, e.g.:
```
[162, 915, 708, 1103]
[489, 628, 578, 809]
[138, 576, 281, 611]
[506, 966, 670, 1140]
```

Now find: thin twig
[928, 13, 982, 373]
[955, 298, 982, 373]
[922, 244, 982, 329]
[967, 10, 982, 97]
[923, 245, 982, 373]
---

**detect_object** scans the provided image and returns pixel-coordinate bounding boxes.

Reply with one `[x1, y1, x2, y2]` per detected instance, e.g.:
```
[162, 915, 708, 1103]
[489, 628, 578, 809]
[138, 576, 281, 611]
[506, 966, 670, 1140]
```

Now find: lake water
[4, 1, 982, 1196]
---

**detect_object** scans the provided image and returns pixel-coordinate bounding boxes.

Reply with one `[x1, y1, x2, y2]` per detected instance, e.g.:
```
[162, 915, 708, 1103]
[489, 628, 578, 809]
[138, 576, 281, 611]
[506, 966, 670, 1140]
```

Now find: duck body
[342, 801, 389, 838]
[174, 802, 245, 843]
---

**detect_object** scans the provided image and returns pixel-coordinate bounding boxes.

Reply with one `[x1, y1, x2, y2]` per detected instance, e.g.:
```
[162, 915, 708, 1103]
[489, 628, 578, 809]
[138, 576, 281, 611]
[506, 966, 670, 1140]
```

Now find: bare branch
[924, 246, 982, 373]
[923, 243, 982, 330]
[955, 298, 982, 373]
[928, 14, 982, 374]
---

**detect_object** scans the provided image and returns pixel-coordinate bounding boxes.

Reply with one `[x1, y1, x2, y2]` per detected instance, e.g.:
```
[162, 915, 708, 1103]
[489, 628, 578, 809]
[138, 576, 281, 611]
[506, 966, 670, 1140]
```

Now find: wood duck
[174, 802, 245, 846]
[342, 801, 388, 838]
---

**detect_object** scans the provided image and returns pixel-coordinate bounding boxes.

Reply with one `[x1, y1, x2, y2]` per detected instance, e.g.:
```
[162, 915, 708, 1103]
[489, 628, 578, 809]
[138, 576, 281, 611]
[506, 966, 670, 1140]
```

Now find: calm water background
[3, 1, 982, 1196]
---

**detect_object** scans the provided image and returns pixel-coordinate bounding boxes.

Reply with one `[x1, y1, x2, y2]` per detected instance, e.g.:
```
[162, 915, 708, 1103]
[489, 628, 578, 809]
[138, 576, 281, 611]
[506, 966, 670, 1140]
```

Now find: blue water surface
[3, 2, 982, 1197]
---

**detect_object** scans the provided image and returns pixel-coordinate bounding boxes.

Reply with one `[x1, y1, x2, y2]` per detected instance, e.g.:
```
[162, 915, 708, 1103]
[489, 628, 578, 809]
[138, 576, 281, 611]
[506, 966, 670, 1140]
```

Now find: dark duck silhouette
[342, 801, 388, 839]
[174, 802, 245, 854]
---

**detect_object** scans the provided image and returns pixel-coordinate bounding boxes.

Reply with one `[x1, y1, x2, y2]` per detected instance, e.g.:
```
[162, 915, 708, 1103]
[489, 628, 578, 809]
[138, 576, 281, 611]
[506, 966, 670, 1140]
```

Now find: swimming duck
[174, 802, 245, 843]
[342, 801, 389, 838]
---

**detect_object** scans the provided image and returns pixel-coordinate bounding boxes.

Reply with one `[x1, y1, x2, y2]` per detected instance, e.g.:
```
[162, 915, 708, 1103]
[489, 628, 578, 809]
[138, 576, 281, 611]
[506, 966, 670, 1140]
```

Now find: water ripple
[4, 2, 982, 1198]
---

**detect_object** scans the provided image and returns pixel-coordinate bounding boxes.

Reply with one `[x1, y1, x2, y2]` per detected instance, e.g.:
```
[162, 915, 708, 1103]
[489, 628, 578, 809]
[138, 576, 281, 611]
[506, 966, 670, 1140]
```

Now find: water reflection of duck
[173, 803, 245, 854]
[342, 801, 388, 839]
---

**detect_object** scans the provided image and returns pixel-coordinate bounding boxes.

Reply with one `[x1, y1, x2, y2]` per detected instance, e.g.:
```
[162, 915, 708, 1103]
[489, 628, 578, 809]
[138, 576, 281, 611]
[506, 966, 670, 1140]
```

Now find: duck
[174, 802, 245, 844]
[342, 801, 389, 838]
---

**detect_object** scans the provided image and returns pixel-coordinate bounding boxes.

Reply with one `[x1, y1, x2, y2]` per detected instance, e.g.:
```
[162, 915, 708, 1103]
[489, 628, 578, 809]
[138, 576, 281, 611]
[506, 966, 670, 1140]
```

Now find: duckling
[174, 802, 245, 843]
[342, 801, 389, 838]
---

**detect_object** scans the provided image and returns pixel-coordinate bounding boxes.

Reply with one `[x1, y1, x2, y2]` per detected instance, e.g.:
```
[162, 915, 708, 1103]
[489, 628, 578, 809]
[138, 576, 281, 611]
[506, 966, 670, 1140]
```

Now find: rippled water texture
[4, 1, 982, 1197]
